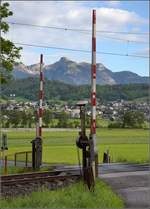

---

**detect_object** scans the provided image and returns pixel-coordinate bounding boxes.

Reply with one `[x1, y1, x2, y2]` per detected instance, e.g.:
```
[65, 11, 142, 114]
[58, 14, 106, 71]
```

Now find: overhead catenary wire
[7, 21, 149, 44]
[97, 34, 148, 44]
[13, 42, 149, 59]
[8, 21, 149, 35]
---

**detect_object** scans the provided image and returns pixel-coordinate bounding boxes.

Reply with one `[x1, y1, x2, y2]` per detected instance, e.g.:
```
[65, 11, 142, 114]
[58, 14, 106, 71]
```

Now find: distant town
[1, 98, 149, 122]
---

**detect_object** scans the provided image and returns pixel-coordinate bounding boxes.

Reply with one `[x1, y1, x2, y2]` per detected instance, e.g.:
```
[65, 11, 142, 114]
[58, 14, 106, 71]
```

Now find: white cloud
[3, 1, 148, 65]
[105, 1, 121, 7]
[134, 47, 149, 57]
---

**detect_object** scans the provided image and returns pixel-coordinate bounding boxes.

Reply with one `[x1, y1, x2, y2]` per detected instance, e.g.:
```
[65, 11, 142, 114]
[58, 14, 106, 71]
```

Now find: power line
[8, 21, 148, 35]
[14, 42, 149, 59]
[8, 21, 149, 44]
[97, 34, 148, 44]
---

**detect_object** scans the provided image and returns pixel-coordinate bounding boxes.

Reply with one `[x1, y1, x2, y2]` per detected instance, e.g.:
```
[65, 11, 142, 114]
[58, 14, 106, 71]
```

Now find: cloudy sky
[3, 0, 149, 76]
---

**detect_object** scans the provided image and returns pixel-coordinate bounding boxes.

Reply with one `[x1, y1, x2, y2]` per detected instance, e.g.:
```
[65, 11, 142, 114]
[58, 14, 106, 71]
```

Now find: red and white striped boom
[91, 10, 96, 147]
[38, 54, 44, 137]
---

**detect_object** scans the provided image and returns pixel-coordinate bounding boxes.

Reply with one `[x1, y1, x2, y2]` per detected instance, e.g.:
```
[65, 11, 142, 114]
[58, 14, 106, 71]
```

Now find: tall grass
[0, 180, 124, 208]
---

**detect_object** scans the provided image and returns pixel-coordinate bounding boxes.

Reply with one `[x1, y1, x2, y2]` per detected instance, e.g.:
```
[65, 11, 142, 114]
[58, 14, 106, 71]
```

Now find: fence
[0, 151, 32, 175]
[14, 151, 32, 167]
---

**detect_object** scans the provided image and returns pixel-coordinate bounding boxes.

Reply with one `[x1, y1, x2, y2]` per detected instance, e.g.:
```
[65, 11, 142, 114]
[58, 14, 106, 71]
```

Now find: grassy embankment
[1, 128, 149, 164]
[0, 180, 124, 208]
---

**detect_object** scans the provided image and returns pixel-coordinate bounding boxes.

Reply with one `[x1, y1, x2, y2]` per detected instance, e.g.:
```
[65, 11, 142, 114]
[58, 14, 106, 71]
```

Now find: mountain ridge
[12, 57, 148, 85]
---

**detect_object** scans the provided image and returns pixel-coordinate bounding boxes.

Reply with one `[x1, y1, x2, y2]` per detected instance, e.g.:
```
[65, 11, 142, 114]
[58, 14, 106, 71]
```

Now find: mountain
[12, 57, 148, 85]
[13, 63, 40, 79]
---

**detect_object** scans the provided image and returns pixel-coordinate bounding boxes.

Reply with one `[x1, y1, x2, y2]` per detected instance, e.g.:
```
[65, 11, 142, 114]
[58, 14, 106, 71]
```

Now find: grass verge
[0, 166, 50, 175]
[0, 180, 124, 208]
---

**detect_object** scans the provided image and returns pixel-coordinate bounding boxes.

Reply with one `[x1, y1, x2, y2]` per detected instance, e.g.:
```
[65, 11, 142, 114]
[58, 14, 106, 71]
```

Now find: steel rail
[1, 169, 81, 185]
[2, 174, 80, 186]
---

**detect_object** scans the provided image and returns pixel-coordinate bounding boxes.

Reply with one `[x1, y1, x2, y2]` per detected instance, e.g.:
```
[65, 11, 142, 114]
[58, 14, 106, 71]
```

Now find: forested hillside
[1, 78, 149, 102]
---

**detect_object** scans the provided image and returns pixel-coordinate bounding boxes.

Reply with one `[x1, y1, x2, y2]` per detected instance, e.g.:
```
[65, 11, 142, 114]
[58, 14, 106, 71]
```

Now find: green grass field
[0, 180, 124, 208]
[1, 128, 149, 164]
[0, 128, 147, 208]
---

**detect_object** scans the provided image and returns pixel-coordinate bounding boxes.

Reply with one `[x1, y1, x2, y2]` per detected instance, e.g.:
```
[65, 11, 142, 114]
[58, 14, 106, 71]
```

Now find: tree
[20, 110, 28, 127]
[122, 110, 144, 128]
[8, 110, 21, 127]
[27, 111, 34, 128]
[57, 111, 69, 128]
[43, 109, 53, 127]
[0, 2, 22, 83]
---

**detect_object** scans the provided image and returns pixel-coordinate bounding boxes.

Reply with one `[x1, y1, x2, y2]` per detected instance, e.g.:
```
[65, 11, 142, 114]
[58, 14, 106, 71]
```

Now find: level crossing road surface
[98, 163, 150, 209]
[1, 162, 149, 208]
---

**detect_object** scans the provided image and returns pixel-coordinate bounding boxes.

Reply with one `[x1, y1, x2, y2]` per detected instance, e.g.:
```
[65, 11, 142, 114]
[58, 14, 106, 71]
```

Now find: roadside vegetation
[0, 166, 50, 175]
[0, 180, 124, 208]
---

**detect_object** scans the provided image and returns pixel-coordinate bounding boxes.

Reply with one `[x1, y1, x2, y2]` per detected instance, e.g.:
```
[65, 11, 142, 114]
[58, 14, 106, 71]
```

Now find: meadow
[1, 128, 149, 164]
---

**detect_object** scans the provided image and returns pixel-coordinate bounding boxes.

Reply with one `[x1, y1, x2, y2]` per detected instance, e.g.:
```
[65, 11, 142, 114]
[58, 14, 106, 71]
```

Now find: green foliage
[0, 3, 13, 33]
[108, 122, 122, 128]
[57, 111, 70, 128]
[0, 180, 124, 208]
[122, 110, 145, 128]
[43, 109, 53, 127]
[1, 78, 149, 101]
[0, 2, 22, 83]
[2, 109, 36, 128]
[0, 166, 49, 175]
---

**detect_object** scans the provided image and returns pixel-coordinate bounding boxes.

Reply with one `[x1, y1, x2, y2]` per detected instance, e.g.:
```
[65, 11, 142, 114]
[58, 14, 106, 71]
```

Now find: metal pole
[36, 122, 39, 137]
[90, 9, 96, 179]
[80, 106, 86, 137]
[38, 54, 44, 137]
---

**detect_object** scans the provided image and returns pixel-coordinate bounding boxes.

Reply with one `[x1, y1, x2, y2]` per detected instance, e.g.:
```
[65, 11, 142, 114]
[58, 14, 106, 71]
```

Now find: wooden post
[95, 151, 98, 177]
[14, 153, 17, 166]
[25, 152, 28, 167]
[4, 156, 7, 175]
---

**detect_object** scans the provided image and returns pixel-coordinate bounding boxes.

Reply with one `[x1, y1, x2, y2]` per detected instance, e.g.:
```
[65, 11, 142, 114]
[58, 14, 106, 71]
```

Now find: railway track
[1, 169, 81, 186]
